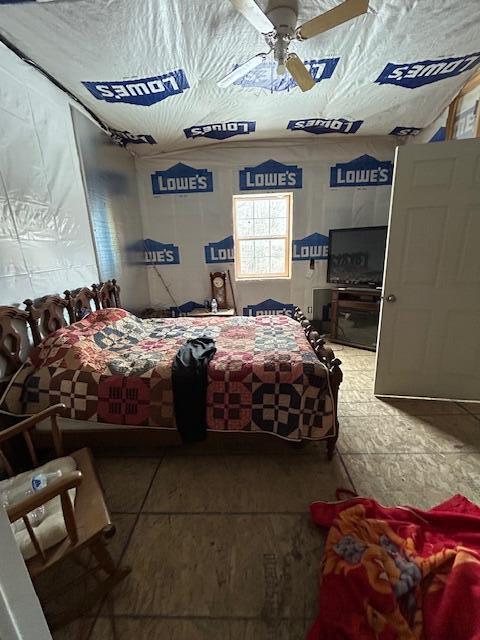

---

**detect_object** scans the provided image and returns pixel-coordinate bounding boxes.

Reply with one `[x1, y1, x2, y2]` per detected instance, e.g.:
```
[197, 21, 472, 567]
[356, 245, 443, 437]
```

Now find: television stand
[330, 287, 382, 351]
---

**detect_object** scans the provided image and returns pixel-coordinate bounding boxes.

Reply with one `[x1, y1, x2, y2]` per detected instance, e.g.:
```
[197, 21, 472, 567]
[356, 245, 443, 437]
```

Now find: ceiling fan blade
[230, 0, 274, 34]
[286, 54, 316, 92]
[297, 0, 369, 40]
[218, 53, 268, 88]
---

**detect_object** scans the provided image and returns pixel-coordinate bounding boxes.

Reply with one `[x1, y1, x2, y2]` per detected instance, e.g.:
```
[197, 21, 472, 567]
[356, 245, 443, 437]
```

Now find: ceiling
[0, 0, 479, 155]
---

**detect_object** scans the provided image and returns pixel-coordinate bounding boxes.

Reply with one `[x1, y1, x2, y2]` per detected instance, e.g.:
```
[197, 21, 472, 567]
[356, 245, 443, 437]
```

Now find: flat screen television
[327, 226, 388, 288]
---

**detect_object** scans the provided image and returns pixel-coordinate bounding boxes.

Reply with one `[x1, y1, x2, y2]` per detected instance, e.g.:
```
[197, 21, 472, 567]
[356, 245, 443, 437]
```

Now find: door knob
[385, 294, 396, 303]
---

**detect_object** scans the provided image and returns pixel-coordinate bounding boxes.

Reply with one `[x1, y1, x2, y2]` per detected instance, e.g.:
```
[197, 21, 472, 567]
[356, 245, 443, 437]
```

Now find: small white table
[187, 308, 235, 317]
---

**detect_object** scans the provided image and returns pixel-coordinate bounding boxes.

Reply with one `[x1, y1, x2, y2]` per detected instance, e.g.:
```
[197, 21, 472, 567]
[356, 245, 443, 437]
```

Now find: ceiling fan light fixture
[217, 52, 268, 88]
[221, 0, 369, 91]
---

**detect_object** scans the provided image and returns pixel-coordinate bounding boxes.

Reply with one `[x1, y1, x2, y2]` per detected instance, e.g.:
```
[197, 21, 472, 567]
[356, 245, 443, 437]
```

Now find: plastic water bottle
[31, 470, 62, 492]
[211, 299, 218, 314]
[0, 470, 62, 530]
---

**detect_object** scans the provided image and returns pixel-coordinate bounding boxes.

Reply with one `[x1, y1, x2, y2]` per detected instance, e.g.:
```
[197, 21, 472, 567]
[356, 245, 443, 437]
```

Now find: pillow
[0, 456, 77, 560]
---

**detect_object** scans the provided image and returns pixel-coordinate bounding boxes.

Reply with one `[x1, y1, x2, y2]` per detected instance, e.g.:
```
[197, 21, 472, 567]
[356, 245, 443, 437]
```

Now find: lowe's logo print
[376, 53, 480, 89]
[111, 130, 157, 145]
[454, 106, 477, 139]
[142, 239, 180, 265]
[287, 118, 363, 135]
[82, 70, 189, 106]
[240, 160, 302, 191]
[170, 301, 204, 317]
[292, 233, 329, 261]
[185, 121, 256, 141]
[151, 163, 213, 195]
[204, 236, 234, 264]
[234, 58, 339, 91]
[429, 126, 446, 143]
[330, 155, 393, 188]
[243, 299, 295, 317]
[389, 127, 422, 136]
[129, 239, 180, 265]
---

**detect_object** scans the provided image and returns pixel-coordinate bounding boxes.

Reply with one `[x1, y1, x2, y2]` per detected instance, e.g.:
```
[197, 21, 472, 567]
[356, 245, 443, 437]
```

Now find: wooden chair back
[0, 307, 39, 389]
[0, 404, 129, 620]
[0, 405, 76, 562]
[24, 296, 69, 341]
[92, 279, 121, 310]
[64, 287, 96, 323]
[0, 279, 121, 395]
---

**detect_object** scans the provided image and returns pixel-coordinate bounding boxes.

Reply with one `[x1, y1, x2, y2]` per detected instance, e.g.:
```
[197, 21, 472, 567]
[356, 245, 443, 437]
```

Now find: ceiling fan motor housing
[265, 5, 297, 34]
[265, 6, 297, 73]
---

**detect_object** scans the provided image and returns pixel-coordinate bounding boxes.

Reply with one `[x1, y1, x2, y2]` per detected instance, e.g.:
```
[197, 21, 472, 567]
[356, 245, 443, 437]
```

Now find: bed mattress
[1, 309, 335, 442]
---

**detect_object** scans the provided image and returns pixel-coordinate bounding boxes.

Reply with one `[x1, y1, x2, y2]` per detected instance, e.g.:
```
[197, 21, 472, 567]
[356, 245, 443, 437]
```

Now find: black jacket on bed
[172, 337, 217, 443]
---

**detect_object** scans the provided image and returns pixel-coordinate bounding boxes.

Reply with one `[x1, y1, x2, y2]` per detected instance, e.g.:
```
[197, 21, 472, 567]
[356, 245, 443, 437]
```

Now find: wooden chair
[92, 280, 119, 310]
[24, 295, 69, 342]
[64, 287, 96, 323]
[0, 404, 130, 629]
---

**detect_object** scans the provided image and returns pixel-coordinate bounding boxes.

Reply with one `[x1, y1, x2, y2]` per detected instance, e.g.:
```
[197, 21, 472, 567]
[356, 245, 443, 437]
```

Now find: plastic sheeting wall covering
[134, 136, 397, 316]
[0, 42, 99, 306]
[0, 1, 479, 154]
[72, 108, 149, 310]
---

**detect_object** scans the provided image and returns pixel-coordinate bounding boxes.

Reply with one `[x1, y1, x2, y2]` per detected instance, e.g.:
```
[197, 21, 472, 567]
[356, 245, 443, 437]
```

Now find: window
[233, 193, 293, 280]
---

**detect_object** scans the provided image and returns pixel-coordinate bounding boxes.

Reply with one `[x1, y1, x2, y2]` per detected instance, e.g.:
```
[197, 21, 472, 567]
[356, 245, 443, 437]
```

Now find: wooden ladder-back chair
[24, 295, 69, 341]
[0, 305, 40, 380]
[0, 404, 130, 629]
[64, 286, 97, 323]
[92, 279, 121, 310]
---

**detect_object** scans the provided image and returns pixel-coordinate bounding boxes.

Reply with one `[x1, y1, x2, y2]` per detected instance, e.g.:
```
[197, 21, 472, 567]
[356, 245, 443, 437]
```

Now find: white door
[375, 139, 480, 401]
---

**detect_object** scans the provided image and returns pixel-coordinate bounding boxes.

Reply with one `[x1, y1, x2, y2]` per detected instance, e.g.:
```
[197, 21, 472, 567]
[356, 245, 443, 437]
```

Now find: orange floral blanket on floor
[308, 495, 480, 640]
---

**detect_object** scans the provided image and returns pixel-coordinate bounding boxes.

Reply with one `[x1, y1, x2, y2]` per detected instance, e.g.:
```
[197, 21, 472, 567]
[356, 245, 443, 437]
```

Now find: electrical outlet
[307, 306, 312, 313]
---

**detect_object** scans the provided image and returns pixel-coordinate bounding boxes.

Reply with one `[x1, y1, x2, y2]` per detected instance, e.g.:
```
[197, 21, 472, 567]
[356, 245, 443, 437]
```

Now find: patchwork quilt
[2, 309, 335, 441]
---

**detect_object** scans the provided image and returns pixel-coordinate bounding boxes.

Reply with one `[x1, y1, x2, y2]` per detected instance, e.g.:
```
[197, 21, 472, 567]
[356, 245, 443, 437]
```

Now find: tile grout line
[86, 449, 167, 640]
[336, 448, 358, 495]
[457, 402, 480, 421]
[339, 451, 480, 456]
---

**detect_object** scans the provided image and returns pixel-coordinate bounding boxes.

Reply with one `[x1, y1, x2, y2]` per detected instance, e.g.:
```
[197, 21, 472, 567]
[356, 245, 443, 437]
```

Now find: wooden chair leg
[90, 539, 117, 576]
[90, 538, 131, 585]
[326, 436, 337, 460]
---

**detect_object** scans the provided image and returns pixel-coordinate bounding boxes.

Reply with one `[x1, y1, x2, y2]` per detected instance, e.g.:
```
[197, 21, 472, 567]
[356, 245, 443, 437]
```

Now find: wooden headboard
[0, 279, 121, 387]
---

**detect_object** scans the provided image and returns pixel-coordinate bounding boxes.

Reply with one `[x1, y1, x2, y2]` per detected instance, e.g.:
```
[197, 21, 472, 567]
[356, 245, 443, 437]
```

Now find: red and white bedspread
[2, 309, 335, 441]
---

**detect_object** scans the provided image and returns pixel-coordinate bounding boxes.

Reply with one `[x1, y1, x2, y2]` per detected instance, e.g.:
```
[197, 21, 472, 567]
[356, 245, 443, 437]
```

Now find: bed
[0, 280, 342, 457]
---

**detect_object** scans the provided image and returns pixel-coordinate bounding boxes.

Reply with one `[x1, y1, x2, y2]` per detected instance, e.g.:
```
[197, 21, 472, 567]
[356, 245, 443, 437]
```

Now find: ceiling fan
[218, 0, 369, 91]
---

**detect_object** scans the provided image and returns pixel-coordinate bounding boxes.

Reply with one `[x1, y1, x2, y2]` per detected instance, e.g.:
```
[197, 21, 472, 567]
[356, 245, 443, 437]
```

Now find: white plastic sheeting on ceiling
[0, 0, 479, 155]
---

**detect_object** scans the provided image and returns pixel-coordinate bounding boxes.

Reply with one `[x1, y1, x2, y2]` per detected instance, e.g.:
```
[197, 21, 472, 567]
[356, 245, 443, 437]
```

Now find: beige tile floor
[46, 344, 480, 640]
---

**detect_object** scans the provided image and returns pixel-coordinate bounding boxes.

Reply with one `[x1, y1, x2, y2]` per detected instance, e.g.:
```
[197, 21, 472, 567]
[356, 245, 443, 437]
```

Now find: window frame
[232, 192, 293, 281]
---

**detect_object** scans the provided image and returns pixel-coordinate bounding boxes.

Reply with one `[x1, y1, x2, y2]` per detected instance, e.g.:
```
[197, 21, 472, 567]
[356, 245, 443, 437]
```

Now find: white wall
[0, 507, 51, 640]
[135, 136, 397, 315]
[0, 43, 98, 306]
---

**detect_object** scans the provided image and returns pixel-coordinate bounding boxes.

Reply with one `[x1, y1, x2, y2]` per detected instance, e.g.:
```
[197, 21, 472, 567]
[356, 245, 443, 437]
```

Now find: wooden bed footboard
[293, 307, 342, 459]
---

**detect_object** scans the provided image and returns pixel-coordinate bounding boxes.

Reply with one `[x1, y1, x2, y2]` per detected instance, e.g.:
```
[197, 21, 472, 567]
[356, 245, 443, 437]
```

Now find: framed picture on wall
[446, 71, 480, 140]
